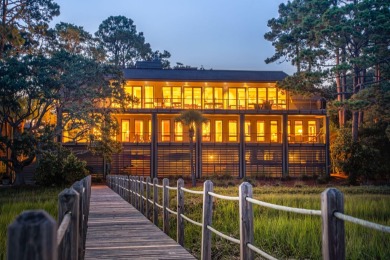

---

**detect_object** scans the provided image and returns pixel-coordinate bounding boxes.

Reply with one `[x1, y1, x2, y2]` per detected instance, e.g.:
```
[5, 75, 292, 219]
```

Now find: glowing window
[248, 88, 257, 108]
[122, 120, 130, 142]
[295, 121, 303, 142]
[202, 121, 211, 142]
[238, 88, 246, 108]
[144, 86, 154, 108]
[256, 121, 265, 142]
[148, 119, 151, 142]
[268, 88, 277, 104]
[278, 89, 286, 109]
[134, 120, 143, 142]
[162, 87, 171, 107]
[229, 120, 237, 141]
[270, 121, 278, 142]
[288, 121, 291, 141]
[228, 88, 237, 109]
[258, 88, 266, 104]
[245, 120, 251, 141]
[308, 121, 317, 142]
[161, 120, 170, 142]
[214, 87, 223, 106]
[172, 87, 182, 106]
[215, 120, 223, 142]
[63, 119, 88, 143]
[174, 121, 183, 141]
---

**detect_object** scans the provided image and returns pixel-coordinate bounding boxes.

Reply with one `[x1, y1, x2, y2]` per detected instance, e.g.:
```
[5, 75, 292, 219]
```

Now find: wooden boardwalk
[85, 185, 195, 259]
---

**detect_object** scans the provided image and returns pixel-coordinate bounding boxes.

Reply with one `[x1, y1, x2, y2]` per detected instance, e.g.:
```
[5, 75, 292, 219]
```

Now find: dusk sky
[51, 0, 294, 74]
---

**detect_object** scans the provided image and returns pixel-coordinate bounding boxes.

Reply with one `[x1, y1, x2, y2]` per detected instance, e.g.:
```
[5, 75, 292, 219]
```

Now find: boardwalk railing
[7, 175, 92, 260]
[107, 175, 390, 260]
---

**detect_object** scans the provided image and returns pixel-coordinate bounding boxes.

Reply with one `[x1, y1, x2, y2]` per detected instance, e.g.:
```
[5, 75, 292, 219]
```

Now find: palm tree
[175, 110, 207, 187]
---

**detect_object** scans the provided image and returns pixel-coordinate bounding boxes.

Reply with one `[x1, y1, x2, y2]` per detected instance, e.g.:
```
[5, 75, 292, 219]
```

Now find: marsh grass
[0, 186, 63, 259]
[154, 185, 390, 259]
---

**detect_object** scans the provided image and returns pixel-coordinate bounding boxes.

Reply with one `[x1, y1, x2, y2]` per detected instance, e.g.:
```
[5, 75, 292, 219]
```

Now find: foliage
[35, 143, 88, 186]
[0, 0, 60, 57]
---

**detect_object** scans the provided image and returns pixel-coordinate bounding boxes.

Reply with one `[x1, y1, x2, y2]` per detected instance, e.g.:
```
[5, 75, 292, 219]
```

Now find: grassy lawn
[158, 184, 390, 259]
[0, 186, 64, 259]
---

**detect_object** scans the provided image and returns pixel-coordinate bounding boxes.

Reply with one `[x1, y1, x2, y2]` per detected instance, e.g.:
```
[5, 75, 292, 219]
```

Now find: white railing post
[239, 182, 254, 260]
[321, 188, 345, 260]
[201, 180, 213, 260]
[153, 178, 159, 225]
[163, 178, 170, 234]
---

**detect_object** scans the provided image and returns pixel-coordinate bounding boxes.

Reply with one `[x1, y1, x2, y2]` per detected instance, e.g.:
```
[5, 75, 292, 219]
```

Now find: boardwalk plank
[85, 185, 195, 259]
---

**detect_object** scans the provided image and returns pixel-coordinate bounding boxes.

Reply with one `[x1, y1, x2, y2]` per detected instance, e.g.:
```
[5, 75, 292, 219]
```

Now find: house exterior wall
[63, 70, 329, 178]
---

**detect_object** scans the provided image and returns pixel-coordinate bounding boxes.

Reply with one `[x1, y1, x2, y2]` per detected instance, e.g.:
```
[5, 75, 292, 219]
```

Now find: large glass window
[268, 88, 277, 105]
[174, 121, 183, 141]
[229, 120, 237, 141]
[162, 87, 171, 107]
[248, 88, 257, 108]
[215, 120, 223, 142]
[258, 88, 266, 104]
[202, 121, 211, 141]
[148, 120, 151, 142]
[308, 120, 317, 142]
[134, 120, 143, 142]
[294, 121, 303, 142]
[144, 86, 154, 108]
[256, 120, 265, 142]
[214, 87, 223, 108]
[277, 89, 286, 109]
[184, 87, 201, 109]
[245, 120, 251, 142]
[270, 120, 278, 142]
[228, 88, 237, 109]
[63, 119, 88, 143]
[161, 120, 170, 142]
[172, 87, 182, 108]
[122, 120, 130, 142]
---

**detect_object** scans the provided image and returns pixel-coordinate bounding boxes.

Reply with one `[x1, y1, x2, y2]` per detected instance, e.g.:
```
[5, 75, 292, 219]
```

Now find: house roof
[123, 68, 288, 83]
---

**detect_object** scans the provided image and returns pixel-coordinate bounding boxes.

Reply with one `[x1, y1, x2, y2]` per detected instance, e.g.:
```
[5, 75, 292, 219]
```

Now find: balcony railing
[109, 97, 325, 111]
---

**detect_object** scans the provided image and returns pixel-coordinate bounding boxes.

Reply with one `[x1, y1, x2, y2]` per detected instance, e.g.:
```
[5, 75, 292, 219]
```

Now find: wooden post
[153, 178, 159, 225]
[177, 178, 185, 246]
[146, 177, 151, 220]
[321, 188, 345, 260]
[135, 176, 140, 210]
[7, 210, 57, 260]
[201, 180, 213, 260]
[163, 178, 170, 234]
[239, 182, 254, 260]
[130, 176, 134, 205]
[58, 188, 80, 260]
[127, 176, 131, 204]
[71, 181, 85, 259]
[140, 176, 144, 214]
[82, 177, 90, 249]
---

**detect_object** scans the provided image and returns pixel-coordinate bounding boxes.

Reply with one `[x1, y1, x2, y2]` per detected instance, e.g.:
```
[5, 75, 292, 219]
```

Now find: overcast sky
[51, 0, 294, 74]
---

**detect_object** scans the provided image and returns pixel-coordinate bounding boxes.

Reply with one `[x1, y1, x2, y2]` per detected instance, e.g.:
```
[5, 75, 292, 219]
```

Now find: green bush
[35, 144, 88, 186]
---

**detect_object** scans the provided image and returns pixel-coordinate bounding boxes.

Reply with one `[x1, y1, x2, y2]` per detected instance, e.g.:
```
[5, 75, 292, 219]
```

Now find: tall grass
[0, 186, 63, 259]
[159, 185, 390, 259]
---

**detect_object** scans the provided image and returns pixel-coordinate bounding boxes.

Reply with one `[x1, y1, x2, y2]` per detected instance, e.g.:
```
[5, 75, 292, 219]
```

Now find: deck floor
[85, 185, 195, 259]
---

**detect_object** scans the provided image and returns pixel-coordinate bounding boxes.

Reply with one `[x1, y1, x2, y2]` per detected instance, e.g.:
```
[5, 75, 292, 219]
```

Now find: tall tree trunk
[335, 48, 344, 127]
[351, 65, 360, 143]
[375, 64, 381, 83]
[358, 69, 366, 127]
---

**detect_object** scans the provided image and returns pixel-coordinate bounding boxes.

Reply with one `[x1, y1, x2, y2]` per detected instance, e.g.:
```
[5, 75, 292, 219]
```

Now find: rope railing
[57, 212, 72, 246]
[246, 197, 322, 216]
[107, 175, 390, 260]
[334, 212, 390, 233]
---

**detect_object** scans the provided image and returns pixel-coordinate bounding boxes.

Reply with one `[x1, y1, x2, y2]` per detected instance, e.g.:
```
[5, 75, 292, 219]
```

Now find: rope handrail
[155, 202, 163, 209]
[247, 243, 277, 260]
[155, 184, 163, 188]
[334, 212, 390, 233]
[141, 195, 147, 201]
[166, 185, 177, 191]
[246, 197, 322, 216]
[166, 207, 178, 215]
[208, 191, 239, 201]
[180, 214, 202, 227]
[148, 199, 154, 204]
[207, 225, 240, 244]
[180, 187, 204, 195]
[57, 212, 72, 246]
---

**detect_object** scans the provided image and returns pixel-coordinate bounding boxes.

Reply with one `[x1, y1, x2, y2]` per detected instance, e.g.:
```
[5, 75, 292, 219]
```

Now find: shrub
[35, 144, 88, 186]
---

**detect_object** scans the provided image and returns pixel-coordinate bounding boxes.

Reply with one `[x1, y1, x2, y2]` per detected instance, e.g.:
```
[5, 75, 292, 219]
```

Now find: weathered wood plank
[84, 185, 195, 259]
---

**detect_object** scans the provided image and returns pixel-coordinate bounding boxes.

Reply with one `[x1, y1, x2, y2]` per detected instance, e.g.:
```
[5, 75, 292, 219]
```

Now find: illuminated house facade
[65, 61, 330, 179]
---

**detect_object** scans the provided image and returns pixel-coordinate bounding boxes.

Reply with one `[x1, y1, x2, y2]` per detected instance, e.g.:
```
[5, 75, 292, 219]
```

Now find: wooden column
[177, 178, 185, 246]
[7, 210, 57, 260]
[282, 114, 289, 178]
[139, 176, 144, 214]
[201, 180, 213, 260]
[58, 188, 80, 260]
[162, 178, 170, 234]
[151, 113, 158, 179]
[239, 113, 246, 178]
[146, 177, 151, 220]
[321, 188, 345, 260]
[153, 178, 159, 225]
[239, 182, 254, 260]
